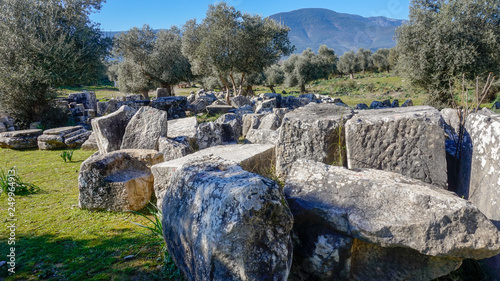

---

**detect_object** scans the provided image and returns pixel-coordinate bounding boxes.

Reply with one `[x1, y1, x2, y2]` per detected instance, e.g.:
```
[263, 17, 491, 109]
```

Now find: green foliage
[131, 203, 183, 280]
[356, 48, 373, 73]
[337, 50, 359, 78]
[395, 0, 500, 103]
[0, 0, 110, 127]
[372, 48, 391, 73]
[60, 150, 74, 162]
[283, 48, 332, 93]
[0, 167, 40, 196]
[113, 25, 192, 97]
[181, 2, 294, 96]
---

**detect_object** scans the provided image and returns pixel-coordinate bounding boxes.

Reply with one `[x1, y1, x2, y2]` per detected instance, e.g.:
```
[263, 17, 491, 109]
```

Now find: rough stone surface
[231, 95, 253, 108]
[158, 137, 190, 161]
[156, 88, 172, 98]
[281, 96, 310, 110]
[346, 106, 448, 188]
[150, 96, 187, 119]
[245, 129, 279, 145]
[92, 105, 137, 154]
[242, 114, 263, 137]
[188, 99, 209, 114]
[355, 103, 369, 110]
[258, 113, 281, 130]
[285, 159, 500, 279]
[81, 132, 98, 150]
[161, 156, 293, 281]
[206, 105, 233, 115]
[276, 103, 354, 178]
[0, 129, 43, 149]
[255, 98, 277, 113]
[196, 122, 223, 150]
[78, 149, 163, 211]
[67, 91, 97, 111]
[152, 144, 275, 209]
[166, 117, 198, 150]
[402, 99, 414, 107]
[464, 111, 500, 223]
[120, 106, 168, 150]
[37, 126, 89, 150]
[216, 113, 242, 143]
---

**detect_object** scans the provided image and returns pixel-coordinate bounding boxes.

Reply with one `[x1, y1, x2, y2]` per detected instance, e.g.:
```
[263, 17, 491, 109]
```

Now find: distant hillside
[269, 8, 403, 54]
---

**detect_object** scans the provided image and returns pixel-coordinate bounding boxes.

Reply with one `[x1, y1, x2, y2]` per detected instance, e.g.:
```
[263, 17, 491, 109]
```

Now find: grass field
[0, 148, 171, 280]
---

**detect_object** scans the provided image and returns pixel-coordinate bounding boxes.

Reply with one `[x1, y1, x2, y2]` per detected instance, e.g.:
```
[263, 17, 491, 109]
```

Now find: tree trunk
[300, 84, 306, 93]
[245, 85, 254, 96]
[268, 85, 276, 93]
[219, 75, 231, 105]
[160, 83, 174, 96]
[349, 73, 354, 80]
[229, 74, 238, 96]
[141, 90, 149, 100]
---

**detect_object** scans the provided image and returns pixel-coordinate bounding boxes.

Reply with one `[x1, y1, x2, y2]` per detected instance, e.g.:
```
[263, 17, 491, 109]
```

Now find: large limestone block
[464, 110, 500, 223]
[258, 113, 281, 130]
[158, 137, 190, 161]
[346, 106, 447, 188]
[78, 149, 163, 211]
[216, 113, 242, 143]
[91, 105, 136, 154]
[276, 103, 354, 178]
[167, 116, 197, 140]
[246, 128, 279, 145]
[0, 129, 43, 149]
[37, 126, 87, 150]
[150, 96, 187, 119]
[152, 144, 275, 208]
[68, 91, 97, 111]
[285, 159, 500, 280]
[120, 106, 168, 150]
[162, 156, 293, 281]
[196, 122, 222, 149]
[81, 132, 98, 150]
[242, 114, 263, 137]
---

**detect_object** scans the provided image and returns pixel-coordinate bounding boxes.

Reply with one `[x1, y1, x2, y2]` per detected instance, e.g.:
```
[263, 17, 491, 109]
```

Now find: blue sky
[91, 0, 410, 31]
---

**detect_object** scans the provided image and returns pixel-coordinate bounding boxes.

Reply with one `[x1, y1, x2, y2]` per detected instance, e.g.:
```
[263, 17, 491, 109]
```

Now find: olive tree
[181, 3, 294, 100]
[337, 50, 359, 79]
[283, 49, 325, 93]
[317, 45, 338, 79]
[264, 64, 285, 93]
[356, 48, 373, 73]
[0, 0, 110, 127]
[396, 0, 500, 105]
[372, 48, 391, 73]
[113, 25, 192, 97]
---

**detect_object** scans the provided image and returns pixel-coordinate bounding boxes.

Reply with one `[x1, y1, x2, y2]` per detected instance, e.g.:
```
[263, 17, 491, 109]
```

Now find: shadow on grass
[0, 232, 171, 281]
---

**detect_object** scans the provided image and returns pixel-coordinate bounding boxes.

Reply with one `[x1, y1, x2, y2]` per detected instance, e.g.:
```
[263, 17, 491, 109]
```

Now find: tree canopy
[337, 50, 359, 79]
[283, 48, 333, 93]
[395, 0, 500, 105]
[113, 25, 192, 97]
[181, 2, 294, 99]
[0, 0, 110, 126]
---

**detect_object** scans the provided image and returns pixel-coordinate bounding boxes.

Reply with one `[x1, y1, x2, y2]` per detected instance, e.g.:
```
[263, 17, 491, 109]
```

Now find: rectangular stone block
[345, 106, 447, 188]
[151, 144, 275, 208]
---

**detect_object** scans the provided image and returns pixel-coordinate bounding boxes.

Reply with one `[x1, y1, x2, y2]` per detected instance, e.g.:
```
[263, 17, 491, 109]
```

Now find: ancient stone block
[0, 129, 43, 149]
[91, 105, 136, 154]
[120, 106, 168, 150]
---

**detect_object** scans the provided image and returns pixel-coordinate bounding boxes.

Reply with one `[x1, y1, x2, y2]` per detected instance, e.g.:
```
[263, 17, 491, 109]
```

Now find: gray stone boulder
[158, 137, 191, 161]
[281, 96, 310, 110]
[391, 99, 400, 107]
[0, 129, 43, 149]
[242, 114, 263, 137]
[370, 100, 385, 109]
[206, 105, 233, 116]
[216, 113, 242, 143]
[187, 98, 209, 114]
[276, 103, 354, 178]
[81, 132, 99, 151]
[37, 126, 90, 150]
[78, 149, 163, 211]
[285, 159, 500, 280]
[402, 99, 414, 107]
[152, 144, 275, 209]
[196, 122, 223, 150]
[167, 116, 198, 150]
[120, 106, 168, 150]
[346, 106, 448, 188]
[92, 105, 137, 154]
[258, 113, 281, 130]
[245, 128, 279, 145]
[150, 96, 187, 119]
[161, 156, 293, 281]
[463, 110, 500, 224]
[231, 95, 253, 108]
[156, 88, 172, 98]
[67, 91, 97, 111]
[355, 103, 369, 110]
[255, 98, 277, 114]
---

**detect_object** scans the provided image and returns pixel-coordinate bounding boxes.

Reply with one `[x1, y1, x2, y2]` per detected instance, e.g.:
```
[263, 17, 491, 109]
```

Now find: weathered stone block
[120, 106, 168, 150]
[285, 159, 500, 280]
[0, 129, 43, 149]
[196, 122, 223, 150]
[276, 103, 354, 178]
[161, 156, 293, 281]
[152, 144, 275, 209]
[206, 105, 233, 115]
[245, 128, 279, 145]
[81, 132, 98, 151]
[91, 105, 136, 154]
[150, 96, 187, 119]
[346, 106, 447, 188]
[78, 149, 163, 211]
[158, 137, 190, 161]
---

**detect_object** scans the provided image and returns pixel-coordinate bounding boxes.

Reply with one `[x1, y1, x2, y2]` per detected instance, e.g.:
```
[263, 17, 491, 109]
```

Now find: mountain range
[103, 8, 404, 55]
[269, 8, 404, 54]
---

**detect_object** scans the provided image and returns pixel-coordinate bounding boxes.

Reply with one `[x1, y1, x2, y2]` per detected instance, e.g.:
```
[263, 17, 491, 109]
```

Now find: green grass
[0, 148, 172, 280]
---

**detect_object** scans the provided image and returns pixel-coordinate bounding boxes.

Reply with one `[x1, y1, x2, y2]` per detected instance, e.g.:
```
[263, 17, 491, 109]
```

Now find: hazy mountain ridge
[269, 8, 404, 54]
[102, 8, 404, 55]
